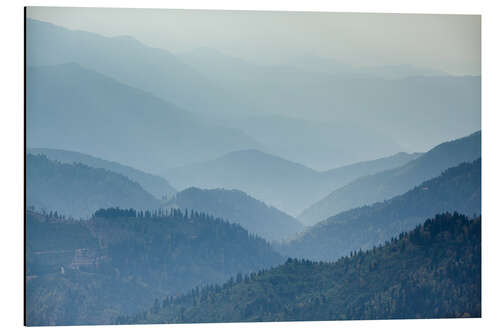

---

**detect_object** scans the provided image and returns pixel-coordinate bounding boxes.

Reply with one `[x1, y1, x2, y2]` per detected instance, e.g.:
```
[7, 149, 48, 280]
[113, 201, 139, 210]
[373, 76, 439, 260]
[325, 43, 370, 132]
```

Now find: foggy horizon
[27, 7, 480, 76]
[26, 8, 481, 162]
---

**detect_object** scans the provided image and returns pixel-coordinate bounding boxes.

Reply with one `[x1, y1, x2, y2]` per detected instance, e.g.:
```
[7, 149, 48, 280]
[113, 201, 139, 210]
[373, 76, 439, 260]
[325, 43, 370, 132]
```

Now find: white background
[1, 0, 498, 332]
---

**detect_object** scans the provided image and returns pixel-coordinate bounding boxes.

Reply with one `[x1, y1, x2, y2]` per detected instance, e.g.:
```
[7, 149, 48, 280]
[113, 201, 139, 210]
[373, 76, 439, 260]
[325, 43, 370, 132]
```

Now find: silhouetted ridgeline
[117, 213, 480, 324]
[26, 208, 283, 326]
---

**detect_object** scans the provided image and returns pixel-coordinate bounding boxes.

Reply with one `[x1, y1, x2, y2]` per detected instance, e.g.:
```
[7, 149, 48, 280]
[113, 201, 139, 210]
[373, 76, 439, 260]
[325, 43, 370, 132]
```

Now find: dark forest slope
[26, 208, 283, 326]
[120, 213, 480, 323]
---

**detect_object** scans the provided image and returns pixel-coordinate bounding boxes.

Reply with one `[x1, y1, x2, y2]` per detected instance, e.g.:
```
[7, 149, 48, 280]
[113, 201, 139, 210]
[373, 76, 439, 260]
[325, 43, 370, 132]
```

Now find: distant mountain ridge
[324, 152, 419, 172]
[321, 151, 422, 186]
[282, 158, 481, 262]
[168, 149, 317, 215]
[26, 19, 408, 170]
[283, 53, 450, 79]
[299, 131, 481, 225]
[27, 18, 480, 170]
[178, 46, 480, 156]
[26, 18, 242, 116]
[26, 154, 161, 218]
[26, 63, 262, 173]
[166, 187, 304, 242]
[168, 149, 420, 216]
[232, 114, 404, 170]
[28, 148, 176, 199]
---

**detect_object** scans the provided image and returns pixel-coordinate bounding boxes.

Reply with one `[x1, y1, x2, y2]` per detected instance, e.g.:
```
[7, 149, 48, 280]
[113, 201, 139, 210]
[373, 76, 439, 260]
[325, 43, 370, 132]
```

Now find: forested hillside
[300, 131, 481, 224]
[28, 148, 176, 199]
[281, 159, 481, 261]
[26, 208, 283, 325]
[167, 188, 303, 241]
[26, 154, 161, 218]
[24, 14, 482, 327]
[117, 213, 480, 323]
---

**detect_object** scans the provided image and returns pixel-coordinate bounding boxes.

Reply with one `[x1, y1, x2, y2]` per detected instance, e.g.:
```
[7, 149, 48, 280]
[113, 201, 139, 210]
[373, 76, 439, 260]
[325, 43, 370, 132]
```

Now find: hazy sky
[27, 7, 480, 75]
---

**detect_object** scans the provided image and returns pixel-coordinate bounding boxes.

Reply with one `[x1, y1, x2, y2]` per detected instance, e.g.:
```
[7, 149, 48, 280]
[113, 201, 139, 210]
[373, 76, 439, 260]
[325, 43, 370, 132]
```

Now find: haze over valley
[25, 8, 481, 326]
[26, 17, 480, 170]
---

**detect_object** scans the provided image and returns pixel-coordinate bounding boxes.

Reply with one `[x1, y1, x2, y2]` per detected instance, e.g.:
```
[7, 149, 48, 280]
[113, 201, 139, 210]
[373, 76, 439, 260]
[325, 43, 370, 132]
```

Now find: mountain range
[28, 148, 176, 199]
[179, 47, 480, 161]
[26, 63, 262, 173]
[24, 16, 482, 327]
[299, 131, 481, 224]
[26, 18, 240, 117]
[168, 149, 420, 216]
[26, 154, 161, 219]
[27, 18, 480, 170]
[118, 213, 480, 323]
[281, 159, 481, 262]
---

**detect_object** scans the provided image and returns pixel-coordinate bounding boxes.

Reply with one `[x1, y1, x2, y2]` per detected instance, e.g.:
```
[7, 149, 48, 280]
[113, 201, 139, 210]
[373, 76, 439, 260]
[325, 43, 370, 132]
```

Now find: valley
[24, 12, 482, 326]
